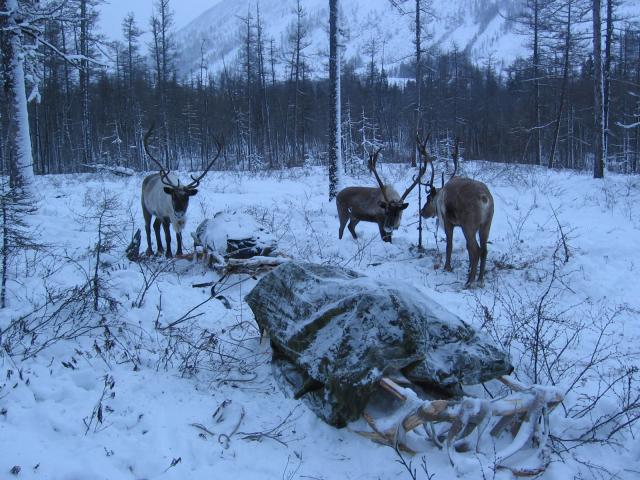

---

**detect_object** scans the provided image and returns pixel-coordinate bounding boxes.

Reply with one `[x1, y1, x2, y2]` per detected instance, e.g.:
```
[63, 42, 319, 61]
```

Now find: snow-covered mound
[192, 210, 275, 259]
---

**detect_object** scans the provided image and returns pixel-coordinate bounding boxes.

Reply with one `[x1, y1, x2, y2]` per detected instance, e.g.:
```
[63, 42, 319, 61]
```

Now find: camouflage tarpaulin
[246, 262, 513, 427]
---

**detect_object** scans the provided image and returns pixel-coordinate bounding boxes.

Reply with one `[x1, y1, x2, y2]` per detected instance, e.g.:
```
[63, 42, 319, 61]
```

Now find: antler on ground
[353, 376, 563, 477]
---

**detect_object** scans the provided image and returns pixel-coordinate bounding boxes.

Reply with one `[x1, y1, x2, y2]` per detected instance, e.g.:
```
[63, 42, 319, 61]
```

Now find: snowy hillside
[175, 0, 526, 78]
[1, 163, 639, 479]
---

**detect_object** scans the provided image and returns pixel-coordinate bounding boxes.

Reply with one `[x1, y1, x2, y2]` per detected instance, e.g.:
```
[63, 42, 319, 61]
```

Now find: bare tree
[1, 0, 36, 192]
[593, 0, 605, 178]
[328, 0, 343, 200]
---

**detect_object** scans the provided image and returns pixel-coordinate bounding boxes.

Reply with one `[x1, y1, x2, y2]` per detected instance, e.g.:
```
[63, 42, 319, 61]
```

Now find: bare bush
[474, 227, 640, 474]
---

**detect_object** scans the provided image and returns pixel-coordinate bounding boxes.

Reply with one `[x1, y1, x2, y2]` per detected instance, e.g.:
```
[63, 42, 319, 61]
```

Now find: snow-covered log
[82, 164, 135, 176]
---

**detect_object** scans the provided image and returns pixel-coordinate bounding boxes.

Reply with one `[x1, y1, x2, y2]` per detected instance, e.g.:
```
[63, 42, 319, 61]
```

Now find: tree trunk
[80, 0, 91, 167]
[593, 0, 604, 178]
[413, 0, 422, 168]
[533, 0, 542, 166]
[603, 0, 613, 161]
[328, 0, 342, 200]
[548, 2, 571, 169]
[5, 0, 35, 192]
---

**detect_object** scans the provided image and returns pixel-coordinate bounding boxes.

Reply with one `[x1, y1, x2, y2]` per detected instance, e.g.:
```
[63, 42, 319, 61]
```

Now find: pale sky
[98, 0, 219, 41]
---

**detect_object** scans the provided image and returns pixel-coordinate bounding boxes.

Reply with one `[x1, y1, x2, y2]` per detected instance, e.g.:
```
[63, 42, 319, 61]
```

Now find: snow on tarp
[191, 211, 275, 259]
[246, 262, 513, 427]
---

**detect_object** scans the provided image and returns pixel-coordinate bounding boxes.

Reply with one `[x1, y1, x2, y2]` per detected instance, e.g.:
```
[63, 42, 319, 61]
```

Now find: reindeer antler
[451, 137, 459, 178]
[441, 137, 460, 187]
[144, 124, 177, 188]
[185, 139, 224, 189]
[368, 147, 390, 203]
[414, 134, 434, 196]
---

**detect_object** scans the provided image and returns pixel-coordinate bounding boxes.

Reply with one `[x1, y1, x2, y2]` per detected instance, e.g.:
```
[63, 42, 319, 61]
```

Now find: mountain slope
[175, 0, 524, 78]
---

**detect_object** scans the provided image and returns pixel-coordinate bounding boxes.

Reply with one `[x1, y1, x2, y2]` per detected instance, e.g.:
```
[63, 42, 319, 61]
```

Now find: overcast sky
[98, 0, 217, 40]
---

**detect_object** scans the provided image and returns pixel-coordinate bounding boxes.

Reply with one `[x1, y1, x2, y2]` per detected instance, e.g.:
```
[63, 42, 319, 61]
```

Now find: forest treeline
[1, 0, 639, 177]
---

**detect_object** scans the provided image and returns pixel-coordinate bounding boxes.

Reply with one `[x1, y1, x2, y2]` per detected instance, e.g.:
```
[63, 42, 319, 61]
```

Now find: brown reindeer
[418, 138, 494, 286]
[142, 126, 222, 258]
[337, 147, 427, 243]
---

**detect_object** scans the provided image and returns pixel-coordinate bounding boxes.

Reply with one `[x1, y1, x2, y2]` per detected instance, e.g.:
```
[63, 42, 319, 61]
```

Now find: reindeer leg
[176, 232, 183, 256]
[478, 222, 491, 286]
[338, 212, 348, 240]
[162, 220, 172, 258]
[348, 218, 359, 240]
[153, 218, 164, 255]
[444, 221, 454, 272]
[463, 228, 480, 286]
[143, 209, 153, 256]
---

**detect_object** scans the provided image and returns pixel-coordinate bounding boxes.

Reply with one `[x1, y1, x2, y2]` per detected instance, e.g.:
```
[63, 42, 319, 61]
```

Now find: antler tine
[401, 152, 429, 201]
[186, 138, 224, 189]
[144, 124, 176, 188]
[368, 147, 390, 203]
[415, 134, 435, 192]
[451, 137, 460, 178]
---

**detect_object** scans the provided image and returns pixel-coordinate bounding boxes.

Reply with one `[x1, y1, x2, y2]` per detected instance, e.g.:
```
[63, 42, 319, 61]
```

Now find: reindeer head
[379, 195, 410, 234]
[417, 136, 458, 219]
[144, 125, 223, 224]
[162, 183, 198, 222]
[420, 186, 439, 219]
[369, 146, 427, 240]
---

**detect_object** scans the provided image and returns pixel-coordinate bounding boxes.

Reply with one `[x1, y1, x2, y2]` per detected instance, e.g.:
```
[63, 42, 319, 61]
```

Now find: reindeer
[141, 126, 222, 258]
[417, 137, 494, 286]
[337, 147, 427, 243]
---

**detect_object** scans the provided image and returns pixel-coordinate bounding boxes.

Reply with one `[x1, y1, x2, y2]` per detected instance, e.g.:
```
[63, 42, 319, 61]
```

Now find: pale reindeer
[417, 137, 494, 286]
[337, 147, 427, 243]
[141, 126, 222, 258]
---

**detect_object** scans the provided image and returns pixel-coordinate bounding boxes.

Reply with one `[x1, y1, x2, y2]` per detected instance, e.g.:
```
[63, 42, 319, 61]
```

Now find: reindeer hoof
[444, 265, 453, 272]
[145, 249, 153, 256]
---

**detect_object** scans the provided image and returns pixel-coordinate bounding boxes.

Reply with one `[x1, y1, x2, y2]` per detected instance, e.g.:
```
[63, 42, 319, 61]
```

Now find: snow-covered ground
[1, 162, 639, 479]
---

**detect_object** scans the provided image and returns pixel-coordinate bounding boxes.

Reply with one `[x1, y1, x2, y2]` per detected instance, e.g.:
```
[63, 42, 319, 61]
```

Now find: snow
[192, 211, 274, 256]
[1, 163, 639, 479]
[174, 0, 533, 78]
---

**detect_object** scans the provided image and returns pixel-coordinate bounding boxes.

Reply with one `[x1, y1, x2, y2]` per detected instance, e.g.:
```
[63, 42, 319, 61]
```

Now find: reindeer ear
[163, 187, 173, 195]
[379, 201, 387, 209]
[401, 203, 409, 210]
[187, 189, 198, 196]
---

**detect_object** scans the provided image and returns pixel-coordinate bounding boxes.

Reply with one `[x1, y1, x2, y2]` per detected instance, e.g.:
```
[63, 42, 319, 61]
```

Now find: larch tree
[328, 0, 343, 201]
[593, 0, 605, 178]
[389, 0, 431, 167]
[2, 0, 35, 193]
